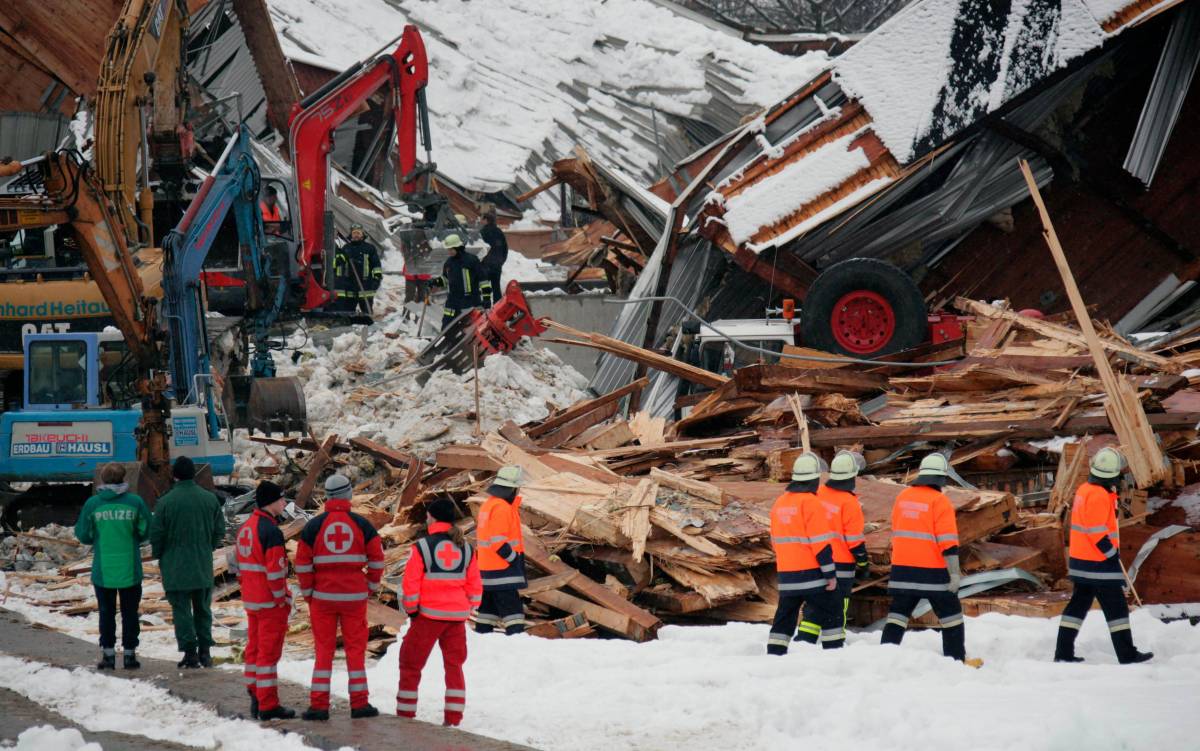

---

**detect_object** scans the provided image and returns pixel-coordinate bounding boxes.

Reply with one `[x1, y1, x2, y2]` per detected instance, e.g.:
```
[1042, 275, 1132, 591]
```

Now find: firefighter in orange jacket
[1055, 448, 1153, 664]
[398, 499, 483, 726]
[296, 474, 385, 721]
[880, 453, 966, 661]
[798, 450, 869, 644]
[236, 481, 296, 720]
[767, 453, 843, 655]
[475, 465, 526, 634]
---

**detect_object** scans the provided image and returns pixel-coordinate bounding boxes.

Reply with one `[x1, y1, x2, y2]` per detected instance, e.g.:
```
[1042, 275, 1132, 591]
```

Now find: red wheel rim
[830, 290, 895, 354]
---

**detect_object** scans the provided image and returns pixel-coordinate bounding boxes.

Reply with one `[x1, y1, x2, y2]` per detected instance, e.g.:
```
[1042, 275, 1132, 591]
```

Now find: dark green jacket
[149, 479, 225, 592]
[74, 485, 151, 589]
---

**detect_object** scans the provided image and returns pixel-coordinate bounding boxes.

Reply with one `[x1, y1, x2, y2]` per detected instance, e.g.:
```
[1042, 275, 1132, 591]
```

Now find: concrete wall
[526, 293, 622, 381]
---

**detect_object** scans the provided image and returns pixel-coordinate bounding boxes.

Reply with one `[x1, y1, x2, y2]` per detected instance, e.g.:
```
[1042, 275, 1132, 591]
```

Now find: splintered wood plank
[621, 479, 657, 563]
[656, 561, 758, 605]
[649, 507, 726, 557]
[526, 376, 649, 438]
[628, 411, 667, 445]
[520, 571, 579, 596]
[434, 445, 503, 471]
[296, 433, 339, 508]
[648, 468, 726, 505]
[525, 612, 594, 639]
[528, 589, 634, 638]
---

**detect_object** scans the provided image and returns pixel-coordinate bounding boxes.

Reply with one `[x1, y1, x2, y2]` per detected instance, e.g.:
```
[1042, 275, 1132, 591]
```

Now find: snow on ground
[268, 0, 828, 214]
[272, 610, 1200, 751]
[1149, 484, 1200, 526]
[500, 250, 556, 285]
[0, 655, 345, 751]
[3, 726, 101, 751]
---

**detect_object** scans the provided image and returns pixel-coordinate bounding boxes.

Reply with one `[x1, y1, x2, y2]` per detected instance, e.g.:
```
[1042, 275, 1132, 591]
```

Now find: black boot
[249, 695, 260, 720]
[198, 645, 213, 668]
[351, 704, 380, 719]
[1054, 626, 1082, 663]
[123, 651, 140, 670]
[97, 650, 116, 670]
[302, 707, 330, 722]
[1120, 650, 1154, 664]
[1112, 628, 1154, 664]
[178, 649, 200, 669]
[258, 705, 296, 721]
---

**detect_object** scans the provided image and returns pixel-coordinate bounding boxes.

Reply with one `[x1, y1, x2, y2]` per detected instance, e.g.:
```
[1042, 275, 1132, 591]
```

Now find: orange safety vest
[476, 494, 526, 589]
[260, 201, 282, 222]
[817, 484, 866, 571]
[770, 489, 836, 592]
[1067, 482, 1123, 584]
[888, 484, 958, 592]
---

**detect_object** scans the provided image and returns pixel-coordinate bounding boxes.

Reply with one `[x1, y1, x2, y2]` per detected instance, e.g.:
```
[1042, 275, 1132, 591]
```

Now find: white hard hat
[829, 450, 864, 481]
[918, 453, 951, 477]
[791, 452, 821, 482]
[494, 465, 523, 488]
[443, 233, 464, 249]
[1090, 447, 1125, 479]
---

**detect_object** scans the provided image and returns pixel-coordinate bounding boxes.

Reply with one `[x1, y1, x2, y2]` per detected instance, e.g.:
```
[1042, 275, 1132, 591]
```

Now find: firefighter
[296, 474, 385, 720]
[397, 499, 482, 726]
[474, 465, 527, 634]
[797, 450, 868, 644]
[236, 481, 296, 720]
[478, 204, 507, 308]
[433, 234, 482, 329]
[879, 453, 966, 662]
[767, 453, 843, 655]
[332, 224, 383, 316]
[1055, 448, 1153, 664]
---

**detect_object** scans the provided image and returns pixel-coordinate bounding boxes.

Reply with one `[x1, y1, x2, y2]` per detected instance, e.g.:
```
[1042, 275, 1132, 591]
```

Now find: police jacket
[295, 498, 385, 606]
[401, 522, 483, 621]
[236, 508, 290, 611]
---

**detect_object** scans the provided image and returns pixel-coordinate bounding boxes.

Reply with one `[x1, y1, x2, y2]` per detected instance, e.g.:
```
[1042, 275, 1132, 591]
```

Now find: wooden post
[473, 345, 482, 439]
[1018, 159, 1167, 488]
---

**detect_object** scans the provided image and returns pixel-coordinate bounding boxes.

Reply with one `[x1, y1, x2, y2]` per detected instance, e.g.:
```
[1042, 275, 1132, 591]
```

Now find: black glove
[855, 563, 871, 582]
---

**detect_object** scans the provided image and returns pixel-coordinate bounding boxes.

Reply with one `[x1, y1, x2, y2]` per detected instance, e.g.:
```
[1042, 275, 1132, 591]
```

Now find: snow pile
[268, 0, 828, 211]
[500, 250, 557, 285]
[274, 610, 1200, 750]
[4, 726, 101, 751]
[835, 0, 1109, 163]
[722, 128, 872, 245]
[0, 656, 344, 751]
[1149, 484, 1200, 526]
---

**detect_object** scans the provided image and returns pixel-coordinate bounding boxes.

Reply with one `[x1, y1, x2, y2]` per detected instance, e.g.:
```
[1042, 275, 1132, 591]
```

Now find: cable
[606, 295, 962, 368]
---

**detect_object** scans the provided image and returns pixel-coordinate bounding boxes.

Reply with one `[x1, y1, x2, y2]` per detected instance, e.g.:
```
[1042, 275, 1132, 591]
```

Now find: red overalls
[398, 523, 482, 726]
[236, 509, 291, 711]
[295, 499, 385, 711]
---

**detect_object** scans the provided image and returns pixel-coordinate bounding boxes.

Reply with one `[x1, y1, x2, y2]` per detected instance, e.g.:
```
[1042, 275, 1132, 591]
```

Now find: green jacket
[149, 479, 226, 592]
[74, 485, 151, 589]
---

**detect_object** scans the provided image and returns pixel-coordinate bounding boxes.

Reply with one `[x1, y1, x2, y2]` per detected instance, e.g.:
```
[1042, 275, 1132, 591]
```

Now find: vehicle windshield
[27, 340, 88, 405]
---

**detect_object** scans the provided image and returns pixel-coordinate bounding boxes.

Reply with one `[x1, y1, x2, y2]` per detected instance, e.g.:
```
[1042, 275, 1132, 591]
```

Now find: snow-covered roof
[267, 0, 828, 214]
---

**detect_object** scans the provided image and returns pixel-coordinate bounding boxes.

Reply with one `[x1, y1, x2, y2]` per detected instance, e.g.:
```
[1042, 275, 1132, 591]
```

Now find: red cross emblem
[237, 527, 254, 557]
[434, 540, 462, 570]
[323, 522, 354, 554]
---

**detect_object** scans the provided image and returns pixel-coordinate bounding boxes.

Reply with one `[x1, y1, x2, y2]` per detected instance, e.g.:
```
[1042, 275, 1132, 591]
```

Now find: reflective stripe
[503, 550, 517, 562]
[266, 569, 287, 580]
[892, 530, 937, 541]
[313, 554, 368, 564]
[396, 701, 418, 711]
[1071, 524, 1110, 534]
[500, 614, 526, 625]
[886, 614, 909, 628]
[243, 675, 256, 684]
[257, 679, 278, 687]
[844, 534, 865, 543]
[889, 581, 950, 591]
[311, 682, 330, 690]
[397, 690, 419, 700]
[484, 535, 507, 546]
[403, 594, 420, 603]
[445, 689, 466, 699]
[797, 621, 821, 636]
[242, 600, 278, 610]
[1108, 617, 1131, 633]
[349, 671, 367, 679]
[424, 572, 468, 581]
[820, 628, 845, 641]
[294, 564, 313, 573]
[239, 563, 268, 572]
[300, 588, 313, 597]
[368, 561, 386, 569]
[482, 575, 526, 586]
[422, 606, 472, 619]
[473, 613, 500, 625]
[349, 682, 368, 691]
[445, 702, 465, 711]
[777, 580, 826, 591]
[835, 570, 856, 579]
[1103, 547, 1119, 559]
[772, 533, 836, 545]
[368, 581, 381, 591]
[270, 589, 286, 598]
[767, 632, 791, 647]
[939, 614, 964, 629]
[1060, 615, 1084, 629]
[312, 591, 369, 601]
[256, 666, 277, 675]
[819, 564, 835, 573]
[1068, 568, 1126, 581]
[935, 534, 959, 543]
[312, 670, 332, 678]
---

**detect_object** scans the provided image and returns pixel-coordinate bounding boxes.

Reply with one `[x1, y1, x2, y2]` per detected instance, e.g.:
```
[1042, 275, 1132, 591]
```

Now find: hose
[606, 295, 962, 368]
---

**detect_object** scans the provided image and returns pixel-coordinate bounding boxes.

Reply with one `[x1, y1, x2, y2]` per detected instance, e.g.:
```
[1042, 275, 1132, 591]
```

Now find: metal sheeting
[187, 3, 271, 139]
[0, 112, 68, 178]
[1124, 3, 1200, 187]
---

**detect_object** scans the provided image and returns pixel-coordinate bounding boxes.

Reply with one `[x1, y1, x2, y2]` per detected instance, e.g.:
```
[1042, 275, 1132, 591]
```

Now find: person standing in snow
[332, 224, 383, 316]
[150, 456, 226, 668]
[236, 481, 296, 721]
[799, 450, 869, 646]
[879, 453, 968, 662]
[1054, 448, 1153, 664]
[74, 462, 152, 670]
[766, 453, 843, 655]
[397, 499, 482, 726]
[474, 465, 527, 634]
[295, 473, 384, 721]
[478, 204, 508, 308]
[434, 233, 482, 329]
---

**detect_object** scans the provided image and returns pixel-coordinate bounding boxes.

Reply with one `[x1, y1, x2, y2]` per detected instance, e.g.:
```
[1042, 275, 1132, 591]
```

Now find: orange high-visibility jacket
[476, 494, 526, 590]
[770, 489, 836, 592]
[888, 485, 959, 593]
[1068, 482, 1123, 584]
[817, 484, 867, 576]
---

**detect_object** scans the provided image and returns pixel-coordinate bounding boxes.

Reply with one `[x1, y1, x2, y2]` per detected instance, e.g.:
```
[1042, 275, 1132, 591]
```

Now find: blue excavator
[0, 126, 305, 520]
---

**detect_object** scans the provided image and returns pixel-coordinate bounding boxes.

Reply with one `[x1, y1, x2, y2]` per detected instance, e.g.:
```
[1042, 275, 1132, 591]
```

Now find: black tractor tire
[800, 258, 927, 358]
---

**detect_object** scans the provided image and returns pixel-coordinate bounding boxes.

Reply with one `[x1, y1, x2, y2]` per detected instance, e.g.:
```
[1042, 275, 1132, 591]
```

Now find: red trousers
[244, 605, 289, 711]
[309, 601, 370, 710]
[397, 616, 467, 726]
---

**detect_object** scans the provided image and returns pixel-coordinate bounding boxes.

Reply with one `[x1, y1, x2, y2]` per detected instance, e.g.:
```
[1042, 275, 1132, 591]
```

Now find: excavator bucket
[223, 375, 308, 434]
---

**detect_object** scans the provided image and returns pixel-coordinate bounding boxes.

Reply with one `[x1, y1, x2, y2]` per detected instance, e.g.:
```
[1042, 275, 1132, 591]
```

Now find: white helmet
[791, 452, 822, 482]
[1090, 447, 1125, 479]
[829, 450, 865, 481]
[918, 452, 951, 477]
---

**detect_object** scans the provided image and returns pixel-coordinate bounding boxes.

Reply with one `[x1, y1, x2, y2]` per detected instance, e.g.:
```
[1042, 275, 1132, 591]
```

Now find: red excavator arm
[288, 24, 431, 310]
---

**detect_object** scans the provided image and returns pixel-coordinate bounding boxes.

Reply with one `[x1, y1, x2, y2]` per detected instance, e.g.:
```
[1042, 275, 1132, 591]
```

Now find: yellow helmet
[443, 234, 464, 249]
[918, 453, 951, 477]
[1090, 447, 1124, 479]
[791, 452, 821, 482]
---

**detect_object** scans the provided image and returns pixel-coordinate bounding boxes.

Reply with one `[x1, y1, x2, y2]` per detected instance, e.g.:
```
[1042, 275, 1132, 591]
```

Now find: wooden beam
[528, 589, 635, 638]
[544, 320, 729, 389]
[526, 377, 649, 438]
[295, 433, 338, 508]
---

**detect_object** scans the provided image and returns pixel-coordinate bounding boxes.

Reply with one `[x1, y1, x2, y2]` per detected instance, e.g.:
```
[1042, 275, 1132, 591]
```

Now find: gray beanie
[324, 473, 353, 499]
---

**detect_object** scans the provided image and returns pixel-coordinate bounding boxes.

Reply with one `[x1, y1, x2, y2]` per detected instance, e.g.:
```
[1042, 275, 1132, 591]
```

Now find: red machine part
[288, 25, 430, 310]
[469, 281, 547, 354]
[926, 313, 968, 345]
[830, 289, 896, 355]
